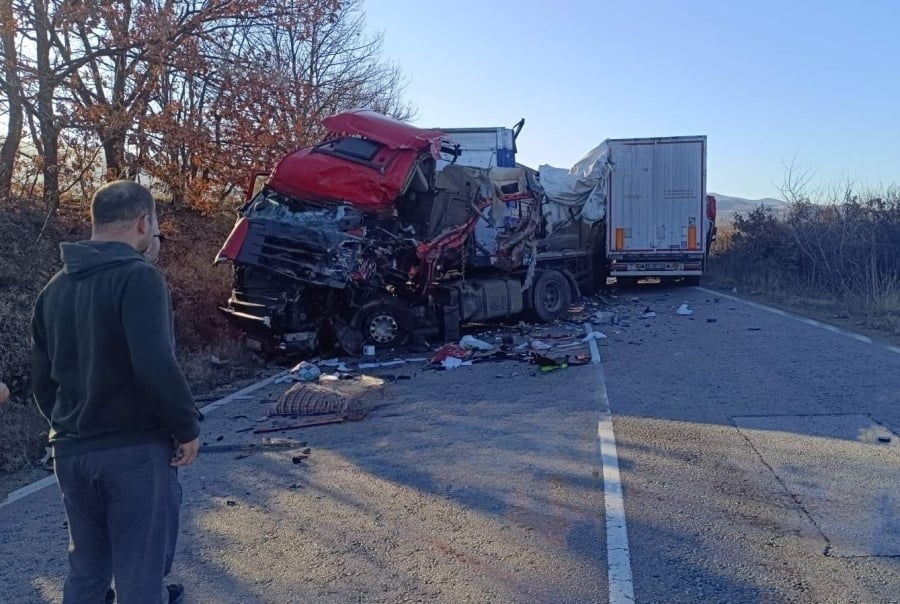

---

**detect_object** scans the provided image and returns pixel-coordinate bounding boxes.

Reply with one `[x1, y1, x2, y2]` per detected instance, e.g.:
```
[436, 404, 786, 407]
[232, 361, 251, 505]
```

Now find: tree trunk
[103, 133, 127, 181]
[0, 0, 23, 198]
[33, 0, 59, 212]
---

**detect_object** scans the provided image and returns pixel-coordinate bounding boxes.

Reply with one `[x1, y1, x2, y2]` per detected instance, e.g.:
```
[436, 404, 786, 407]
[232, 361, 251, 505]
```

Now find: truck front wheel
[530, 270, 572, 322]
[353, 301, 411, 350]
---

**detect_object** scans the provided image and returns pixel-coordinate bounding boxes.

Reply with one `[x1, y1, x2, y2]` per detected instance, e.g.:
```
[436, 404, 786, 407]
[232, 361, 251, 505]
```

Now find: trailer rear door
[607, 137, 706, 255]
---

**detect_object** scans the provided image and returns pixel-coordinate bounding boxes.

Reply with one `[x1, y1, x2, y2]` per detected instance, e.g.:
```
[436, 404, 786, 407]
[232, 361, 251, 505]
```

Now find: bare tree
[5, 0, 414, 212]
[0, 0, 24, 198]
[55, 0, 277, 180]
[252, 0, 416, 138]
[31, 0, 61, 211]
[15, 0, 130, 211]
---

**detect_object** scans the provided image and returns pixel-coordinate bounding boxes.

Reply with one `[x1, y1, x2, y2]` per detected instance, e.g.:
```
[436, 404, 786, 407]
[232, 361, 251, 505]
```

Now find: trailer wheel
[682, 276, 701, 287]
[354, 302, 410, 349]
[531, 270, 571, 322]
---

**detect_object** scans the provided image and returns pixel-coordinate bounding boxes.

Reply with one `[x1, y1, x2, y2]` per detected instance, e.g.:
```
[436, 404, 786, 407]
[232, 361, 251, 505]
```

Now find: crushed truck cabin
[214, 110, 710, 356]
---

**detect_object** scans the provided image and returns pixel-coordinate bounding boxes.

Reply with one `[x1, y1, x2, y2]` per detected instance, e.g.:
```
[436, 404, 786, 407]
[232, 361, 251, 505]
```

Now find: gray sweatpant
[54, 441, 182, 604]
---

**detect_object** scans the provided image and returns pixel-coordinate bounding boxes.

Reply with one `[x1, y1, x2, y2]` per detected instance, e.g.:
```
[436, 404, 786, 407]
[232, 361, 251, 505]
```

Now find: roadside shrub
[710, 186, 900, 333]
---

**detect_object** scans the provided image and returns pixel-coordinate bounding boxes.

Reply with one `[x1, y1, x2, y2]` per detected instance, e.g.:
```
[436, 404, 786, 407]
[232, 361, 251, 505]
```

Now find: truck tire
[353, 301, 410, 349]
[530, 270, 571, 322]
[682, 276, 701, 287]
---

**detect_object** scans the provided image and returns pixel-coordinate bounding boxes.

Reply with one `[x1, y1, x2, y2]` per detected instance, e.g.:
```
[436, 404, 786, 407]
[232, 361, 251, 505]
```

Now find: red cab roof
[322, 110, 444, 151]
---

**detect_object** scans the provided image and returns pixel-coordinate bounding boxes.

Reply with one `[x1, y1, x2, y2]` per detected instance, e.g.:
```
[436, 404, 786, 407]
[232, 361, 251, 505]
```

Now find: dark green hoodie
[31, 240, 200, 456]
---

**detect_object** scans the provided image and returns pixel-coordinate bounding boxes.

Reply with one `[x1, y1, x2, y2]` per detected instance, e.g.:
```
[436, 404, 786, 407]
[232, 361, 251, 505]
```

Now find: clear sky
[364, 0, 899, 200]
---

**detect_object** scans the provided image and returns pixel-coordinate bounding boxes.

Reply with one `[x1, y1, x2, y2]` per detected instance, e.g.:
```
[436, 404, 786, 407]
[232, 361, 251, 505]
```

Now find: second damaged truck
[215, 110, 604, 355]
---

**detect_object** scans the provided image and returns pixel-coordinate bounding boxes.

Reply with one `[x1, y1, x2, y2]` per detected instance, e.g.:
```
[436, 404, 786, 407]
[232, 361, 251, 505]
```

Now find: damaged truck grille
[235, 219, 361, 288]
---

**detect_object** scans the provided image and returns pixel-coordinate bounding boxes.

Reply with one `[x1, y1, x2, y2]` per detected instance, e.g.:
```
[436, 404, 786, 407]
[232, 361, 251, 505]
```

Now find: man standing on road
[31, 180, 200, 604]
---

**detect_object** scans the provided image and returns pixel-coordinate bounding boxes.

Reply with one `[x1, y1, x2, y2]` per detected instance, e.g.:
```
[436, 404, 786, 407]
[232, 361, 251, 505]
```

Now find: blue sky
[364, 0, 898, 200]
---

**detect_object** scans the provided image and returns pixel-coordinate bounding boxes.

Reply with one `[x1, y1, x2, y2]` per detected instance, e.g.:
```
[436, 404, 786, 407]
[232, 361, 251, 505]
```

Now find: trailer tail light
[615, 228, 625, 250]
[214, 217, 250, 264]
[688, 225, 698, 249]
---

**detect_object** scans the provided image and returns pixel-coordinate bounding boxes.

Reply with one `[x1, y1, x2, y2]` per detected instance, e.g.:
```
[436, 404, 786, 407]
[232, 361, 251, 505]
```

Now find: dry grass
[861, 287, 900, 335]
[155, 205, 243, 349]
[0, 197, 262, 473]
[177, 340, 267, 396]
[0, 200, 85, 472]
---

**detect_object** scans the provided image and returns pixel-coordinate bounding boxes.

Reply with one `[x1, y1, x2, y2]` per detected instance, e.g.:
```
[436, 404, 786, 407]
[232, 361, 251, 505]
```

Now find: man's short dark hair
[91, 181, 155, 226]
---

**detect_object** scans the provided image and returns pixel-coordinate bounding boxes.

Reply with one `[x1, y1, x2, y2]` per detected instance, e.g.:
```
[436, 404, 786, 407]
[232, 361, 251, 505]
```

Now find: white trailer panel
[435, 127, 516, 170]
[606, 136, 707, 257]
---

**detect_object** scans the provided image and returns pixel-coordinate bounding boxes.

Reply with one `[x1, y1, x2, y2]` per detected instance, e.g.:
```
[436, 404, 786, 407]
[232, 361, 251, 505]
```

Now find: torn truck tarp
[538, 141, 612, 233]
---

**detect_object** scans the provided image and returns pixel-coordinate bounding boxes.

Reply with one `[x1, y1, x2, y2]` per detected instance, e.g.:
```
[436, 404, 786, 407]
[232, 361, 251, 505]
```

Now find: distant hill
[711, 193, 789, 223]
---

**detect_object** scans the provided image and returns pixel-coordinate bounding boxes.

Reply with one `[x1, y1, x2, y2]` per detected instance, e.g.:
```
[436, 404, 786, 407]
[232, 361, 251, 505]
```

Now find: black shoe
[167, 583, 185, 604]
[105, 588, 116, 604]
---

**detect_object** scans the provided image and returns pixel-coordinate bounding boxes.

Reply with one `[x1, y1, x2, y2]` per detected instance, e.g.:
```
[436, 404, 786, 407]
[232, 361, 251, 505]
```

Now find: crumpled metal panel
[322, 110, 444, 152]
[267, 145, 421, 214]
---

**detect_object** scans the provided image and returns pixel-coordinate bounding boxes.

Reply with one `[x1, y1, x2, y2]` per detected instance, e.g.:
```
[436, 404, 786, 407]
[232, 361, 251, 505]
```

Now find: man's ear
[136, 213, 151, 236]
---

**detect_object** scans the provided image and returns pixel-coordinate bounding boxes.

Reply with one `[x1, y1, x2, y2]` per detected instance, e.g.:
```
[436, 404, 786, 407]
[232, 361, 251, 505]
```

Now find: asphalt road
[1, 285, 898, 603]
[604, 287, 900, 603]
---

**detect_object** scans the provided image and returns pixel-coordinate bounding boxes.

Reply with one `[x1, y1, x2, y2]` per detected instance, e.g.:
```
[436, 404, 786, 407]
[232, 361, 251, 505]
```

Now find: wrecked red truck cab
[215, 110, 601, 356]
[267, 112, 445, 213]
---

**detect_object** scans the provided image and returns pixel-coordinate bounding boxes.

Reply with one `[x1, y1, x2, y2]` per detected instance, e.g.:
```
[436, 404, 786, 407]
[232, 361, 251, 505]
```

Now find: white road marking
[585, 322, 636, 604]
[197, 371, 287, 414]
[697, 287, 898, 355]
[0, 371, 287, 510]
[0, 476, 57, 509]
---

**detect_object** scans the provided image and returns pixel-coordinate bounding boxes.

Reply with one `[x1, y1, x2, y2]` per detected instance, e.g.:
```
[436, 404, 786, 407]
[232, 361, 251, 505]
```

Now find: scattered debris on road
[459, 335, 493, 351]
[593, 311, 619, 325]
[293, 361, 322, 382]
[430, 344, 470, 364]
[677, 303, 694, 316]
[201, 440, 307, 454]
[532, 353, 569, 372]
[253, 415, 346, 434]
[441, 357, 473, 370]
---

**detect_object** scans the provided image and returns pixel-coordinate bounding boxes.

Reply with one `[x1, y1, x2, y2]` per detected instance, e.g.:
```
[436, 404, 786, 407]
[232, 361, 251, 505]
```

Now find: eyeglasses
[153, 234, 166, 243]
